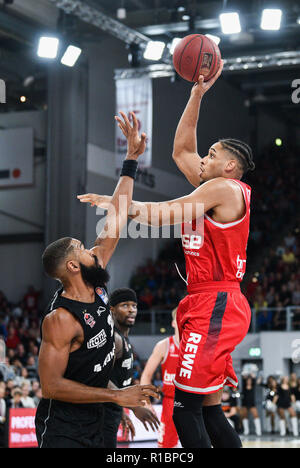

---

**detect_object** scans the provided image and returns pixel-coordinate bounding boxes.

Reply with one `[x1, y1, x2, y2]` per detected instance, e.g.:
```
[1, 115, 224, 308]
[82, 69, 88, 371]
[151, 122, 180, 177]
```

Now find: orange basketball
[173, 34, 221, 82]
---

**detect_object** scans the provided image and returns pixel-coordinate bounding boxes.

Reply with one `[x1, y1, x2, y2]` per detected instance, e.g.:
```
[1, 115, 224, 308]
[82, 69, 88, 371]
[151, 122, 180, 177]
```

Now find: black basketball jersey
[110, 328, 134, 389]
[41, 286, 115, 389]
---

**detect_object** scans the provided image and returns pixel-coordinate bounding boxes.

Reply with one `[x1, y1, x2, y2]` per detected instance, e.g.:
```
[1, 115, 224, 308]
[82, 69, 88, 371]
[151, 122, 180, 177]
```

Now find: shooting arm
[172, 63, 223, 188]
[172, 91, 203, 188]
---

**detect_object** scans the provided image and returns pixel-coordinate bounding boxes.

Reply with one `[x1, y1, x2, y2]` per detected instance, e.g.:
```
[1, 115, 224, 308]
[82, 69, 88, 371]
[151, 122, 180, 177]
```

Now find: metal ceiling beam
[48, 0, 151, 47]
[114, 50, 300, 79]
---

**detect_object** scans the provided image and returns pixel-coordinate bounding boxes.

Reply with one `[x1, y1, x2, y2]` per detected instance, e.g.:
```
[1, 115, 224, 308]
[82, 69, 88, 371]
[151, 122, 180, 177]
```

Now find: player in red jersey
[79, 60, 255, 448]
[140, 308, 180, 448]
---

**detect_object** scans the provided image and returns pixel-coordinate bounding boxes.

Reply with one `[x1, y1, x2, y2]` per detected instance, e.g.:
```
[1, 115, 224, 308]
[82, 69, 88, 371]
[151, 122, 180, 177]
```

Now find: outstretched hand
[191, 59, 224, 97]
[116, 111, 147, 160]
[77, 193, 111, 209]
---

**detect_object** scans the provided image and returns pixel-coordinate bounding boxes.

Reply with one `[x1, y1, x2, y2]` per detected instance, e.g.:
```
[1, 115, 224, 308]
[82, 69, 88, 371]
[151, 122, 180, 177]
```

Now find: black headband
[109, 288, 137, 307]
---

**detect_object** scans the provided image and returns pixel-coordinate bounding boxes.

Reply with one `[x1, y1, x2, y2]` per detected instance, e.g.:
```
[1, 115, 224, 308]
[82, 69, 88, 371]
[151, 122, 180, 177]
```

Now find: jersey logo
[181, 234, 203, 250]
[96, 306, 106, 317]
[95, 287, 109, 304]
[163, 370, 176, 384]
[122, 357, 133, 370]
[82, 310, 96, 328]
[87, 329, 107, 349]
[93, 344, 115, 373]
[122, 378, 132, 387]
[236, 254, 246, 279]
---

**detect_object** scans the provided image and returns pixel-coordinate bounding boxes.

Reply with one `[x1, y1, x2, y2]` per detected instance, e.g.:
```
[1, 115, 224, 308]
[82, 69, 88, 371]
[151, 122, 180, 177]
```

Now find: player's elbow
[172, 149, 182, 162]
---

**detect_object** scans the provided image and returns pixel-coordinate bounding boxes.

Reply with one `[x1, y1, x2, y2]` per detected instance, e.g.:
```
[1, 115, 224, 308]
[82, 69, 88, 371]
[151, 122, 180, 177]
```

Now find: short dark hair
[219, 138, 255, 174]
[42, 237, 74, 279]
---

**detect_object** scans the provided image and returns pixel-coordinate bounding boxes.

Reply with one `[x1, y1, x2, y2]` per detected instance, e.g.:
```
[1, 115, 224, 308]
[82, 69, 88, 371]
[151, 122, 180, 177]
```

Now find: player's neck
[62, 278, 95, 303]
[115, 322, 130, 337]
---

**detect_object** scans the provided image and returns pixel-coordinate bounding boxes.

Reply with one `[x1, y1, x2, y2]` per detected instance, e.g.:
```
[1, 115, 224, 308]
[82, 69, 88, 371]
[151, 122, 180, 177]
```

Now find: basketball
[173, 34, 221, 82]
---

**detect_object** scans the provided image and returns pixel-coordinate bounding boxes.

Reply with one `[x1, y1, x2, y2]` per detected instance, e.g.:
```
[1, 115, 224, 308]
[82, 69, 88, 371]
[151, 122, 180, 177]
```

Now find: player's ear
[66, 259, 80, 274]
[225, 159, 237, 173]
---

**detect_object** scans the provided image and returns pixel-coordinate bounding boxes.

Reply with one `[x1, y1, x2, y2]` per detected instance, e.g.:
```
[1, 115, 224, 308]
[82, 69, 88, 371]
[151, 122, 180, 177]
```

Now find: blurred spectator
[0, 316, 7, 340]
[0, 382, 6, 448]
[26, 355, 39, 381]
[23, 286, 40, 312]
[8, 387, 24, 409]
[292, 283, 300, 306]
[20, 381, 35, 408]
[153, 371, 163, 389]
[221, 387, 241, 433]
[5, 326, 20, 350]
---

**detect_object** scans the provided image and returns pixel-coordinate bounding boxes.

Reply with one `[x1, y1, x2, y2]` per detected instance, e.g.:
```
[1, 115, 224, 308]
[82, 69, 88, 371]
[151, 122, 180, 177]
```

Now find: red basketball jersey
[161, 336, 180, 398]
[181, 179, 251, 285]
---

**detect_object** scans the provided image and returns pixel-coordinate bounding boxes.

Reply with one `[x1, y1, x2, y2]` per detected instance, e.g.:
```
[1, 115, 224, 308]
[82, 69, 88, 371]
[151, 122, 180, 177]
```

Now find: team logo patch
[87, 329, 107, 349]
[95, 287, 109, 304]
[82, 310, 96, 328]
[96, 305, 106, 317]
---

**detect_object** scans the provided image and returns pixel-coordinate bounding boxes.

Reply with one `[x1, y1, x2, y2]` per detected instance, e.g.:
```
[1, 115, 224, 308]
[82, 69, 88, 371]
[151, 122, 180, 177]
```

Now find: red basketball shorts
[174, 281, 251, 395]
[157, 396, 179, 448]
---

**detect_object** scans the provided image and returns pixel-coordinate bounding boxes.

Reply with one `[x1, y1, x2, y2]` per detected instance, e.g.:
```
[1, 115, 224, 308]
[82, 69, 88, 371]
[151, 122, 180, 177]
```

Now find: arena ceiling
[0, 0, 299, 125]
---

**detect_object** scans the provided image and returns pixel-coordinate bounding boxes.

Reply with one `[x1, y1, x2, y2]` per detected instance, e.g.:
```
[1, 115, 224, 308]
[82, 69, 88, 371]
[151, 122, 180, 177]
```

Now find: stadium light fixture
[261, 9, 282, 30]
[144, 41, 165, 61]
[37, 36, 59, 59]
[61, 45, 82, 67]
[219, 12, 241, 34]
[169, 38, 181, 55]
[205, 34, 221, 45]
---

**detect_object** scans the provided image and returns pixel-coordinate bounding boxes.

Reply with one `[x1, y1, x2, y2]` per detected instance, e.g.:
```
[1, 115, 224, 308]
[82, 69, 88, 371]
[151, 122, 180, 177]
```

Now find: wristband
[120, 159, 138, 180]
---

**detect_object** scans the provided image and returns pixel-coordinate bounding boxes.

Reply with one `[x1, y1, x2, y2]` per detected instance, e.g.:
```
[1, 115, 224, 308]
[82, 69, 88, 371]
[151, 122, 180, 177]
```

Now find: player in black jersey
[103, 288, 160, 447]
[35, 112, 159, 448]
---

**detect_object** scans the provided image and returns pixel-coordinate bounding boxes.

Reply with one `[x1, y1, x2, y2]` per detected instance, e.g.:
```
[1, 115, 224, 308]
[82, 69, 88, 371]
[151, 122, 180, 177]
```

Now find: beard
[79, 255, 110, 288]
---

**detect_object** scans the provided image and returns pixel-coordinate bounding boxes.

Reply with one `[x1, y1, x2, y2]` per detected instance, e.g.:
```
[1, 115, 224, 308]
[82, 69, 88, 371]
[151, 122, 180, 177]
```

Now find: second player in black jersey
[103, 288, 160, 447]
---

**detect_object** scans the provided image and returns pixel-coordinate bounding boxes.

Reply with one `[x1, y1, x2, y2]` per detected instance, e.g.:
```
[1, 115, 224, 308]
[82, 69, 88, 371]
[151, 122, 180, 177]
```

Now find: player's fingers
[119, 111, 132, 129]
[115, 117, 128, 135]
[149, 412, 160, 426]
[142, 389, 159, 399]
[118, 124, 128, 138]
[131, 111, 138, 130]
[127, 419, 136, 439]
[207, 60, 224, 86]
[77, 193, 94, 200]
[141, 397, 151, 406]
[139, 418, 149, 431]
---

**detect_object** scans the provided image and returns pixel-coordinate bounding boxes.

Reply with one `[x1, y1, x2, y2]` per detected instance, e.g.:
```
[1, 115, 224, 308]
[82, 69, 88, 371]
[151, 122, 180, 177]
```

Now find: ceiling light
[61, 45, 82, 67]
[117, 8, 126, 20]
[261, 9, 282, 30]
[205, 34, 221, 45]
[219, 12, 241, 34]
[37, 36, 59, 59]
[169, 38, 181, 55]
[143, 41, 165, 61]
